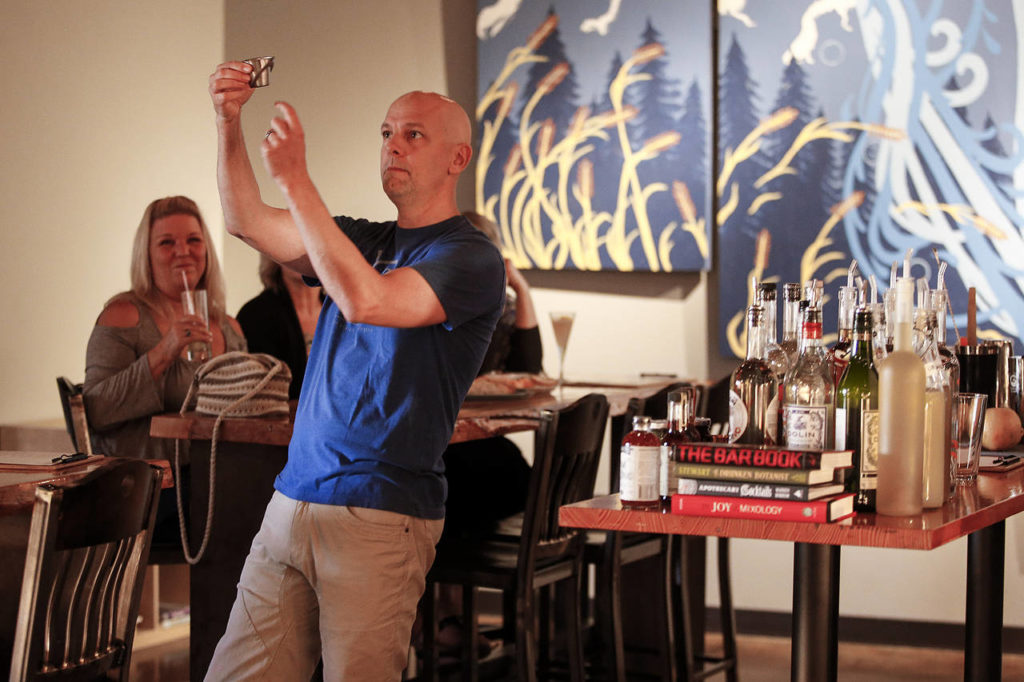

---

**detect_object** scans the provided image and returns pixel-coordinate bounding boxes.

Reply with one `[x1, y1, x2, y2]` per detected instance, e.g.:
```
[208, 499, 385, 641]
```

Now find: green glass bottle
[835, 308, 879, 511]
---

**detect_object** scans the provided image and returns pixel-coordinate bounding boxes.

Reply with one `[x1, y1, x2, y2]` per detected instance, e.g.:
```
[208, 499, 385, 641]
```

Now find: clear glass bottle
[758, 283, 788, 445]
[758, 283, 790, 381]
[914, 306, 954, 508]
[929, 286, 959, 500]
[782, 306, 834, 450]
[929, 288, 960, 400]
[729, 304, 778, 445]
[620, 415, 660, 509]
[871, 302, 889, 362]
[835, 308, 879, 512]
[828, 283, 857, 386]
[780, 282, 802, 369]
[876, 276, 926, 516]
[660, 392, 691, 507]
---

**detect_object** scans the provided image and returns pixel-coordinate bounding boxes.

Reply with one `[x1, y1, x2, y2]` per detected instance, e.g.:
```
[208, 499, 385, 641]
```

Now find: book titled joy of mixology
[666, 443, 856, 523]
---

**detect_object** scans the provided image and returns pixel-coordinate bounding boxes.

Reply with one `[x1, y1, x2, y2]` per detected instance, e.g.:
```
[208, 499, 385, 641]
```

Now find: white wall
[0, 0, 224, 423]
[1, 0, 1020, 632]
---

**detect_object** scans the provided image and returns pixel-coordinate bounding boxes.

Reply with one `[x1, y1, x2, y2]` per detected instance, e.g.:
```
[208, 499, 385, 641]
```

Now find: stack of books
[668, 442, 855, 523]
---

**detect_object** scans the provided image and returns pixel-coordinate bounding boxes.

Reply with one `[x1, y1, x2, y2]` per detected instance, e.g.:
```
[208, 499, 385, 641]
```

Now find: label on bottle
[620, 444, 659, 503]
[728, 390, 747, 443]
[659, 444, 671, 498]
[859, 407, 879, 490]
[766, 394, 779, 445]
[783, 404, 827, 450]
[834, 407, 849, 449]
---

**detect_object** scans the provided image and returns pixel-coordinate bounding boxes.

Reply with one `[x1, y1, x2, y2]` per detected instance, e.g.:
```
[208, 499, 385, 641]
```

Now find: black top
[476, 300, 542, 375]
[236, 288, 314, 400]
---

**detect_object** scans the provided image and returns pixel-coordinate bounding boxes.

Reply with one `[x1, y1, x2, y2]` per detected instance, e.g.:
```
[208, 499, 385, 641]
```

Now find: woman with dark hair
[236, 254, 323, 399]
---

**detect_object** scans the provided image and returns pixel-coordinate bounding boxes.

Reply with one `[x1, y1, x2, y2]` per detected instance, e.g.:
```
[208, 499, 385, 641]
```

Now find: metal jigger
[243, 56, 275, 87]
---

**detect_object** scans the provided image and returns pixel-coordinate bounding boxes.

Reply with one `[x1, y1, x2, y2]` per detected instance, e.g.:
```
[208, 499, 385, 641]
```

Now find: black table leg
[965, 520, 1005, 682]
[791, 543, 840, 682]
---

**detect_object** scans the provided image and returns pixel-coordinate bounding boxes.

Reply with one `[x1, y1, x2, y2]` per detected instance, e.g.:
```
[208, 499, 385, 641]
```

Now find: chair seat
[432, 538, 581, 585]
[582, 530, 665, 565]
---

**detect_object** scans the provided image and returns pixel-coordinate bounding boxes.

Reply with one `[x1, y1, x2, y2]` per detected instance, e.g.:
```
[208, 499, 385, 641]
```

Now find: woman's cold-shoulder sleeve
[83, 324, 164, 430]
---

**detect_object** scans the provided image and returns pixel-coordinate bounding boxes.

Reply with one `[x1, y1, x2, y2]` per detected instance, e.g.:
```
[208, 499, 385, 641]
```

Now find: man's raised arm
[209, 61, 312, 275]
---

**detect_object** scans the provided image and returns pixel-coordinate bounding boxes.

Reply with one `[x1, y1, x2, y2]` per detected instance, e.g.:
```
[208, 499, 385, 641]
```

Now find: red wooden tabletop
[559, 468, 1024, 550]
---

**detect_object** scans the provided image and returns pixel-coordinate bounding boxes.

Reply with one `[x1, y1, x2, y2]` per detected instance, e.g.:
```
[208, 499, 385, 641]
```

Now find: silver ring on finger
[265, 129, 274, 139]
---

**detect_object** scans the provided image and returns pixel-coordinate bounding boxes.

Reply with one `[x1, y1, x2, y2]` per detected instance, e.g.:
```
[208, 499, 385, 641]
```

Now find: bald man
[206, 63, 505, 681]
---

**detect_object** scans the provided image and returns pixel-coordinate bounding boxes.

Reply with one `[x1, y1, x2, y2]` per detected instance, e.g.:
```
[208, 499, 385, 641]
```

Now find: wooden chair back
[520, 392, 609, 566]
[9, 458, 162, 682]
[56, 377, 92, 456]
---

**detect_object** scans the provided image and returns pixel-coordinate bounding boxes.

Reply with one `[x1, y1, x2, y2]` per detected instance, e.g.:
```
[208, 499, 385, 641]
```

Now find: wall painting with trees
[717, 1, 1024, 357]
[475, 0, 713, 272]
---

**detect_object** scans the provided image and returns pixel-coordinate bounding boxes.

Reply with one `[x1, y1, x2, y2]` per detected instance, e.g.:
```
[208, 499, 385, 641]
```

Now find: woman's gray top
[84, 296, 246, 461]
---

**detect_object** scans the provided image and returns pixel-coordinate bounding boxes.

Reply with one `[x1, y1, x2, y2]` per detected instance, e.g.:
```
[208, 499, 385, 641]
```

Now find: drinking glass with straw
[180, 271, 211, 362]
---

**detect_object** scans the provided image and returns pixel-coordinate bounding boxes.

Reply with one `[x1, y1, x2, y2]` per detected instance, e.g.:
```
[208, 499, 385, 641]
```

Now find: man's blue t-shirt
[274, 215, 506, 519]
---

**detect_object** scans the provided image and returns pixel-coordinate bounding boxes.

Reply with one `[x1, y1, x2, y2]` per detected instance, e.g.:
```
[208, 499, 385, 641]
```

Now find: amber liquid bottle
[659, 392, 691, 509]
[620, 415, 660, 509]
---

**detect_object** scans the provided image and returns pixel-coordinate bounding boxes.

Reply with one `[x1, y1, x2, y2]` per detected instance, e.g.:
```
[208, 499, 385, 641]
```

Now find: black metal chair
[682, 373, 739, 682]
[9, 458, 163, 682]
[421, 393, 610, 682]
[582, 382, 697, 682]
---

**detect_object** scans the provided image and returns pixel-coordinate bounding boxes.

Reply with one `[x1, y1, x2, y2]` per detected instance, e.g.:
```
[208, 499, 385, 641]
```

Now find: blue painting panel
[476, 0, 713, 272]
[716, 0, 1024, 357]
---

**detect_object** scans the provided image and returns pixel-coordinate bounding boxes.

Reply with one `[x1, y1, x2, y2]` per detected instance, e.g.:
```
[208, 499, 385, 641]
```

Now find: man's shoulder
[333, 215, 395, 232]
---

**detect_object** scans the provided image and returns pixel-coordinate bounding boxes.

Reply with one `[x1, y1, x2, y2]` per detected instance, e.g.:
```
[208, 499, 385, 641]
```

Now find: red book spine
[670, 493, 854, 523]
[674, 443, 851, 470]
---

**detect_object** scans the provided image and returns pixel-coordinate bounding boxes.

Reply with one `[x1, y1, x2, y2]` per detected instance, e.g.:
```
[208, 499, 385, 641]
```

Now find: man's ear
[449, 143, 473, 175]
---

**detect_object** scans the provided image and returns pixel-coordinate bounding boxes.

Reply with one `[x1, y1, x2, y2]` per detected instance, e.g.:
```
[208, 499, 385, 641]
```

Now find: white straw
[869, 274, 878, 304]
[181, 271, 195, 315]
[847, 259, 858, 287]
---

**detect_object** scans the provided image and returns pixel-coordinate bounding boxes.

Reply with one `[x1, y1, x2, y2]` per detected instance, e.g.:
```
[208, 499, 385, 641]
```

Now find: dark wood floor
[129, 629, 1024, 681]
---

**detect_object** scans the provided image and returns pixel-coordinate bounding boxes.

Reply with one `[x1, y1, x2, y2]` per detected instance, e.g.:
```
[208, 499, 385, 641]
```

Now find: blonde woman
[84, 196, 246, 550]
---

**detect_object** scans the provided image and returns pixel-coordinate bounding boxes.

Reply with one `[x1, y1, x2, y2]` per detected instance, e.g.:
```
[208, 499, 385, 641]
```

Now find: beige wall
[2, 0, 1020, 630]
[0, 0, 225, 423]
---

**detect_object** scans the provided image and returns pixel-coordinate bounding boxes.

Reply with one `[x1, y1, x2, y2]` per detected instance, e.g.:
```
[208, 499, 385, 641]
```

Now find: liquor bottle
[783, 306, 834, 450]
[660, 392, 691, 507]
[758, 282, 790, 380]
[835, 308, 879, 512]
[678, 386, 702, 442]
[865, 274, 886, 362]
[729, 304, 778, 445]
[780, 282, 802, 369]
[828, 279, 857, 386]
[914, 305, 954, 508]
[620, 415, 660, 509]
[929, 286, 960, 400]
[758, 283, 788, 445]
[929, 285, 959, 501]
[876, 266, 926, 517]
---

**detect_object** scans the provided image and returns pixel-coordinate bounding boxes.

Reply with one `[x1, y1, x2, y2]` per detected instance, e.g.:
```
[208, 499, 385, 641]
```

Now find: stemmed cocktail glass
[549, 311, 575, 390]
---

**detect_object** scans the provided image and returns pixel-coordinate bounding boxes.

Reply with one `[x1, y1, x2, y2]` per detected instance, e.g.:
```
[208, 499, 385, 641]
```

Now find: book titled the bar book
[673, 442, 852, 470]
[671, 492, 856, 523]
[669, 461, 847, 485]
[676, 477, 845, 502]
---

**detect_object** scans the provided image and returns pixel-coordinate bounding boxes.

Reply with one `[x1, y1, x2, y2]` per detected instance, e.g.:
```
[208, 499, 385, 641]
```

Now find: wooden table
[560, 470, 1024, 682]
[149, 379, 673, 680]
[0, 454, 172, 673]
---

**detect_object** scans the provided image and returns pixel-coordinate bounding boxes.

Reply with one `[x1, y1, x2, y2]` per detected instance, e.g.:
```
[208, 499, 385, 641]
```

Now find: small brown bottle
[620, 415, 660, 510]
